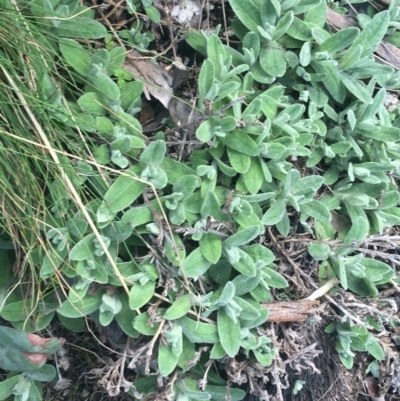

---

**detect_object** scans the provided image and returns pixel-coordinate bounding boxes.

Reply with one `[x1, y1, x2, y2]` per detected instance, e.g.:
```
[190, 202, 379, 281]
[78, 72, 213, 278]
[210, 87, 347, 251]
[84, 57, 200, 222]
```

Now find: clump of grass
[0, 1, 92, 292]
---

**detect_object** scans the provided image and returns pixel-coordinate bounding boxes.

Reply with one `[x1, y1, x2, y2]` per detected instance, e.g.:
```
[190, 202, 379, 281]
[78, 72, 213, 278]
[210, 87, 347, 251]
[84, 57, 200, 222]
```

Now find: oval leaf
[217, 307, 241, 358]
[200, 233, 222, 264]
[182, 248, 212, 278]
[164, 295, 191, 320]
[129, 280, 155, 309]
[158, 343, 180, 376]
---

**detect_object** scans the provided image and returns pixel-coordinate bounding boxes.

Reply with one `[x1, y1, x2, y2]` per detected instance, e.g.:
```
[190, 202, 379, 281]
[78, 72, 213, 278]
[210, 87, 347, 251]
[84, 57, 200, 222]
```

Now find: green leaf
[145, 5, 161, 23]
[350, 10, 389, 57]
[182, 247, 212, 278]
[57, 314, 85, 332]
[311, 60, 346, 103]
[261, 199, 286, 225]
[250, 283, 272, 302]
[339, 352, 353, 369]
[92, 72, 120, 101]
[241, 308, 269, 329]
[164, 295, 191, 320]
[177, 317, 219, 343]
[245, 243, 275, 264]
[140, 140, 166, 166]
[173, 175, 201, 198]
[207, 33, 225, 67]
[160, 158, 197, 184]
[184, 31, 207, 55]
[200, 233, 222, 264]
[59, 38, 91, 76]
[216, 159, 236, 177]
[339, 44, 363, 70]
[107, 46, 126, 73]
[338, 257, 348, 290]
[27, 364, 56, 382]
[283, 169, 300, 196]
[1, 301, 31, 322]
[262, 267, 288, 288]
[58, 292, 103, 318]
[360, 258, 393, 282]
[56, 18, 107, 39]
[158, 343, 180, 376]
[196, 120, 214, 142]
[178, 335, 196, 370]
[308, 243, 330, 260]
[229, 0, 262, 32]
[78, 92, 106, 115]
[260, 42, 286, 78]
[115, 295, 139, 338]
[218, 282, 236, 306]
[286, 16, 312, 40]
[129, 280, 155, 309]
[224, 131, 259, 156]
[234, 297, 260, 320]
[315, 27, 359, 54]
[210, 342, 227, 359]
[223, 226, 260, 247]
[300, 200, 331, 222]
[254, 349, 274, 366]
[121, 206, 153, 227]
[201, 191, 221, 219]
[274, 11, 294, 40]
[133, 312, 161, 335]
[292, 0, 322, 14]
[343, 216, 369, 245]
[164, 233, 186, 266]
[361, 126, 400, 142]
[205, 385, 246, 401]
[199, 59, 215, 103]
[232, 274, 261, 295]
[40, 247, 67, 279]
[232, 249, 256, 276]
[243, 32, 260, 58]
[218, 307, 241, 357]
[227, 148, 251, 173]
[293, 175, 324, 195]
[69, 233, 96, 261]
[304, 0, 326, 27]
[0, 376, 21, 400]
[379, 191, 400, 209]
[243, 157, 264, 195]
[97, 167, 147, 222]
[365, 335, 385, 360]
[339, 72, 372, 104]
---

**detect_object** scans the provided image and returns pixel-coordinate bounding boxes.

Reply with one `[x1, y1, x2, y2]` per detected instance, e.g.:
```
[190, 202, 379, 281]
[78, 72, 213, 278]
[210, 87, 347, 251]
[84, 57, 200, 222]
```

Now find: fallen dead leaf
[326, 8, 400, 69]
[124, 51, 173, 109]
[364, 377, 385, 401]
[168, 97, 202, 126]
[376, 41, 400, 69]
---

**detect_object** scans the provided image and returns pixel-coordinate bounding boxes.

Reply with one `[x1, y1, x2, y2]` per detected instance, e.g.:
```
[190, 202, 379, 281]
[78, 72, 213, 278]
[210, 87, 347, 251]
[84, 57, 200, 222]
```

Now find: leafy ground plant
[1, 0, 400, 400]
[0, 327, 64, 401]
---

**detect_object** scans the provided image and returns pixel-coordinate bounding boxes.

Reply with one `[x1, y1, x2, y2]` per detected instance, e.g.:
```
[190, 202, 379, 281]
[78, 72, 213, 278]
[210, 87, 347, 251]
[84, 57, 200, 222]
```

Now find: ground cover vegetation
[0, 0, 400, 399]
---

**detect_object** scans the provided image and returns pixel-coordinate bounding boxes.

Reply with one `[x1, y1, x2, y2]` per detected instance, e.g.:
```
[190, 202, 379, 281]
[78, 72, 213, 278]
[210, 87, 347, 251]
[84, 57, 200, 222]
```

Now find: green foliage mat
[1, 0, 400, 399]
